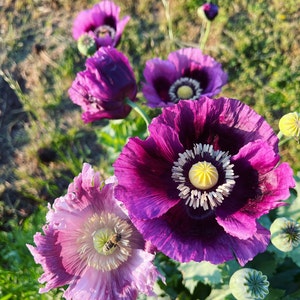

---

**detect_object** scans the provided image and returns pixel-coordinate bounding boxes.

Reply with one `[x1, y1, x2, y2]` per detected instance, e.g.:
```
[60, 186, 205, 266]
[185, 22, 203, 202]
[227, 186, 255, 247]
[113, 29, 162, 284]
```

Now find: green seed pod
[270, 217, 300, 252]
[77, 33, 97, 57]
[229, 268, 269, 300]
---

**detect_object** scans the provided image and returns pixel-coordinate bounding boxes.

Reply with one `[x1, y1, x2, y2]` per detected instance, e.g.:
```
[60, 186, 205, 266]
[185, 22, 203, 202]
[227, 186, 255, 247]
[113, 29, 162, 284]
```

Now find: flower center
[177, 85, 194, 99]
[188, 161, 219, 190]
[283, 221, 300, 247]
[94, 25, 116, 39]
[93, 228, 119, 255]
[77, 212, 133, 271]
[172, 143, 237, 210]
[244, 270, 270, 299]
[169, 77, 202, 103]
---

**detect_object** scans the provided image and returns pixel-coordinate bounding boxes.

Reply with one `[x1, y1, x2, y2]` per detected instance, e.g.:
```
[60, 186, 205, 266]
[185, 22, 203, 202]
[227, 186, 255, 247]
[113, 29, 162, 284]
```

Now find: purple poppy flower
[27, 163, 159, 300]
[72, 0, 130, 48]
[113, 97, 295, 266]
[201, 3, 219, 21]
[68, 47, 137, 123]
[142, 47, 227, 108]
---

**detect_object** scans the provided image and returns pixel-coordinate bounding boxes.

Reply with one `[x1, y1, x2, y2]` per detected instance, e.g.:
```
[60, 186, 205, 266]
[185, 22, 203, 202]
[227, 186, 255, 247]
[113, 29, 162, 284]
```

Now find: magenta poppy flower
[113, 97, 295, 266]
[142, 48, 227, 108]
[72, 0, 130, 48]
[201, 3, 219, 21]
[27, 164, 159, 300]
[68, 47, 137, 123]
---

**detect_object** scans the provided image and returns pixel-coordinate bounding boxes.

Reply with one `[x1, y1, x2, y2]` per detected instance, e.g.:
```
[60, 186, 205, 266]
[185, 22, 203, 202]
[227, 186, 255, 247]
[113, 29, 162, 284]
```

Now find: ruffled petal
[72, 1, 129, 49]
[142, 58, 179, 107]
[72, 9, 96, 40]
[215, 141, 278, 238]
[26, 226, 73, 293]
[114, 16, 130, 46]
[64, 250, 157, 300]
[228, 222, 270, 266]
[168, 48, 228, 96]
[114, 135, 180, 219]
[216, 141, 295, 238]
[152, 98, 278, 154]
[132, 204, 233, 264]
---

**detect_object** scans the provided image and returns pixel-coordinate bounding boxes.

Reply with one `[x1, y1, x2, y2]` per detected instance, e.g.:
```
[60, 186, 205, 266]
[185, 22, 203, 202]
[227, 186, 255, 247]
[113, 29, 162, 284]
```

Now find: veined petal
[27, 226, 73, 293]
[142, 48, 227, 107]
[28, 164, 160, 298]
[114, 97, 294, 265]
[114, 136, 180, 219]
[229, 223, 270, 266]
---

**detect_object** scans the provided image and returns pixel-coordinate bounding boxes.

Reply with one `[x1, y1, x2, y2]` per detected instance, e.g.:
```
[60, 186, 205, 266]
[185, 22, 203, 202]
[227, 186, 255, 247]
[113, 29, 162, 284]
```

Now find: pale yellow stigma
[188, 161, 219, 190]
[279, 112, 300, 137]
[177, 85, 194, 99]
[93, 228, 114, 255]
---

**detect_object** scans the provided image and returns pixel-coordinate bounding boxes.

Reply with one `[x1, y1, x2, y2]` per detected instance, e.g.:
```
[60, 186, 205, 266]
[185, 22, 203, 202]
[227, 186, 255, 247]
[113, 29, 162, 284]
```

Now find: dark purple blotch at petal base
[114, 97, 295, 265]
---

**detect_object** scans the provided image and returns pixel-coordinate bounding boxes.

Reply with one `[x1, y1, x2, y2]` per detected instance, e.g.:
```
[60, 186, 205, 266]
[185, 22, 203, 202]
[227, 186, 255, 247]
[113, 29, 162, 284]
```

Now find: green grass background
[0, 0, 299, 298]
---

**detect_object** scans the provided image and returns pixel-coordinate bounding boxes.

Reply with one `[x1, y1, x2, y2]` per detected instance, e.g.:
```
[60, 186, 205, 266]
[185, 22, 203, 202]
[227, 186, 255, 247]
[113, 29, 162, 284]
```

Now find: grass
[0, 0, 299, 298]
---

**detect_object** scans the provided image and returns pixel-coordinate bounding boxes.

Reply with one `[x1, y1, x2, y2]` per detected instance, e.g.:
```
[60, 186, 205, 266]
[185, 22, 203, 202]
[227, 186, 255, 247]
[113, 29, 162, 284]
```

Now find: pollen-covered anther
[172, 143, 238, 210]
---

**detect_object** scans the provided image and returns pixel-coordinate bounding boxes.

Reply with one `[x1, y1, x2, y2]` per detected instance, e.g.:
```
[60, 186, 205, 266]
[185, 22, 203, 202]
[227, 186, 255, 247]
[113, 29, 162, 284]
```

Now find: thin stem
[162, 0, 174, 41]
[277, 131, 293, 146]
[125, 98, 151, 127]
[279, 136, 293, 146]
[277, 131, 283, 140]
[200, 20, 211, 51]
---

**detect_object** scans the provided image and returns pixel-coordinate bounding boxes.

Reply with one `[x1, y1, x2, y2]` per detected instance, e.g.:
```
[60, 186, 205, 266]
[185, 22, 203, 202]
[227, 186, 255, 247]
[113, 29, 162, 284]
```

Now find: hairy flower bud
[279, 112, 300, 138]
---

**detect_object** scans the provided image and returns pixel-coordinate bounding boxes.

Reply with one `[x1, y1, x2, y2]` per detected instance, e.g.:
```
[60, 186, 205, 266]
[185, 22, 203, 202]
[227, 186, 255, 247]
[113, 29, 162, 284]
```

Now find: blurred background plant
[0, 0, 299, 299]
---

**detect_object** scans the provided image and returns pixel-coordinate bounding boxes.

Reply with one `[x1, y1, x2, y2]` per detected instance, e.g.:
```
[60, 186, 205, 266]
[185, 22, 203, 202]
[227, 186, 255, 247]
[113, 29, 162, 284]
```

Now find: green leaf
[178, 261, 222, 294]
[283, 289, 300, 300]
[205, 284, 234, 300]
[245, 252, 277, 277]
[266, 288, 286, 300]
[277, 174, 300, 221]
[192, 281, 212, 300]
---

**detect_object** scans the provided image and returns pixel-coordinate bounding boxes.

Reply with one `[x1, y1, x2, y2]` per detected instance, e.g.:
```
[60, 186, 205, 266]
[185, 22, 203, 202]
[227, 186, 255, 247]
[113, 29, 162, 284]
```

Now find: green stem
[277, 131, 294, 146]
[125, 98, 151, 127]
[200, 20, 211, 51]
[162, 0, 174, 41]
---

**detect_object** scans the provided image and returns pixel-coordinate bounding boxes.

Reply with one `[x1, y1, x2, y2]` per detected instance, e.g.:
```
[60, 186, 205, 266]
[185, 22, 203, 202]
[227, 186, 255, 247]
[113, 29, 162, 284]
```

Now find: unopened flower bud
[229, 268, 269, 300]
[198, 3, 219, 21]
[77, 33, 97, 57]
[279, 112, 300, 138]
[270, 217, 300, 252]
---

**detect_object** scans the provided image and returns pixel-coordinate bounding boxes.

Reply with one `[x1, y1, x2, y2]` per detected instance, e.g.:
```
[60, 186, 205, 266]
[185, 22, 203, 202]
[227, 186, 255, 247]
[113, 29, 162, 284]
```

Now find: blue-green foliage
[1, 0, 300, 298]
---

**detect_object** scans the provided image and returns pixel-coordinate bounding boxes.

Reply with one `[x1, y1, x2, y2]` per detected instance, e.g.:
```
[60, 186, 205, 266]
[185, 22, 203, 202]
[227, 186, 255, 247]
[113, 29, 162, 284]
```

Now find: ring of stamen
[169, 77, 202, 103]
[77, 212, 133, 271]
[94, 25, 116, 39]
[172, 143, 237, 210]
